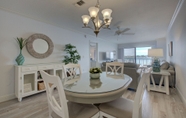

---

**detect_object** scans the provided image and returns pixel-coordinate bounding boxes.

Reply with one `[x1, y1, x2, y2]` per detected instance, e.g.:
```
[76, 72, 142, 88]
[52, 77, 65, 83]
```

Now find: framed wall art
[168, 41, 173, 56]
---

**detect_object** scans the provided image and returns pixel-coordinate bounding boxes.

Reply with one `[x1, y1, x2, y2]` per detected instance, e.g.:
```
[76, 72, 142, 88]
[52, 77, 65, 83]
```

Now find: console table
[15, 63, 64, 101]
[147, 70, 170, 95]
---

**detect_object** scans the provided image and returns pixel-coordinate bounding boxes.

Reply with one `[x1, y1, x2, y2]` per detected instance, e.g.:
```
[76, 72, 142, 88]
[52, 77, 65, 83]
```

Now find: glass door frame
[89, 41, 98, 68]
[123, 47, 136, 63]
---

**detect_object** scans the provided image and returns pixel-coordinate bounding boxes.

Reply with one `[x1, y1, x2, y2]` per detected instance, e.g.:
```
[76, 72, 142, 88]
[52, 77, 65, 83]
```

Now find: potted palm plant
[15, 37, 27, 65]
[63, 44, 81, 64]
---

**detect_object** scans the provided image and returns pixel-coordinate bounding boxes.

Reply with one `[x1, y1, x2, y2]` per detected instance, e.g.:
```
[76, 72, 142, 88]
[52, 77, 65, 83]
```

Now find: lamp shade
[102, 9, 112, 20]
[82, 15, 90, 25]
[94, 19, 102, 28]
[105, 17, 112, 25]
[148, 49, 163, 57]
[88, 7, 99, 18]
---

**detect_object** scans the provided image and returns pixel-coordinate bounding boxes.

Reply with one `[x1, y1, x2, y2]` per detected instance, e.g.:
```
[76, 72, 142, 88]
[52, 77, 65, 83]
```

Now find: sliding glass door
[123, 48, 136, 63]
[136, 47, 152, 66]
[123, 47, 152, 66]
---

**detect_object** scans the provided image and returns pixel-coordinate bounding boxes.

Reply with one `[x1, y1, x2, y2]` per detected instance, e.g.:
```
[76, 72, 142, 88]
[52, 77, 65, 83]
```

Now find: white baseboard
[176, 86, 186, 107]
[0, 94, 16, 103]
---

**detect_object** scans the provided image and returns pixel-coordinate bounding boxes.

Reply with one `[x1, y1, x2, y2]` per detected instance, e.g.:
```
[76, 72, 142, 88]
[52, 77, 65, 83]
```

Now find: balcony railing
[124, 57, 152, 66]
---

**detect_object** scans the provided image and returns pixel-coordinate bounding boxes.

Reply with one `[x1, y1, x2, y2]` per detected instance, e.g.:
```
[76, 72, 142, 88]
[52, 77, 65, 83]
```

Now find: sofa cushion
[167, 65, 175, 75]
[102, 62, 107, 66]
[160, 61, 169, 70]
[124, 63, 137, 68]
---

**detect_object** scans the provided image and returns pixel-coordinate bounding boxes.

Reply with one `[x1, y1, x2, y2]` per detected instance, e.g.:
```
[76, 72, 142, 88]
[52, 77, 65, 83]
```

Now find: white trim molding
[167, 0, 185, 32]
[0, 94, 15, 103]
[176, 86, 186, 107]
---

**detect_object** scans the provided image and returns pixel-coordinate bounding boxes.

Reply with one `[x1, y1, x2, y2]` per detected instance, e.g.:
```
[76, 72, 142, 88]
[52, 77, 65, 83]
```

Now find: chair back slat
[40, 70, 69, 118]
[63, 63, 81, 78]
[132, 68, 152, 118]
[106, 62, 124, 75]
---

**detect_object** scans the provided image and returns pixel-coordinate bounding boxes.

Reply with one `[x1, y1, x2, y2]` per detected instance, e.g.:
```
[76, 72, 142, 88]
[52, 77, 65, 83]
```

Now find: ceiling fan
[114, 26, 135, 36]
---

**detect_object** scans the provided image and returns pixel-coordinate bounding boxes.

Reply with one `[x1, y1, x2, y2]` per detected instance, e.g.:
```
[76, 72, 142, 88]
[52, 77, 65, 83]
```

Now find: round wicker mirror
[26, 34, 54, 59]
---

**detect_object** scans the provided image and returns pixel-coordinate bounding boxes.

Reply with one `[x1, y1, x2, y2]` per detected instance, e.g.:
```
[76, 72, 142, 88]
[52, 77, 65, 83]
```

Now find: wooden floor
[0, 88, 186, 118]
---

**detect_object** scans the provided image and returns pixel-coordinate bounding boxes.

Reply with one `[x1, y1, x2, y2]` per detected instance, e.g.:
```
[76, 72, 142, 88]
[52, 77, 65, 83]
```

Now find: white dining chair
[40, 70, 100, 118]
[63, 63, 81, 78]
[106, 62, 124, 75]
[99, 68, 152, 118]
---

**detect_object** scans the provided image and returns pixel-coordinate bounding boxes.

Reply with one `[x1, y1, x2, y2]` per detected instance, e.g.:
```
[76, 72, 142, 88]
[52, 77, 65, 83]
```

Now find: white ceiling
[0, 0, 178, 44]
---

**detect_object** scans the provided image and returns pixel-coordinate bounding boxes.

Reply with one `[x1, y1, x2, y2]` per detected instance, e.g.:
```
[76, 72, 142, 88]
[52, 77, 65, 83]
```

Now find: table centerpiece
[89, 67, 102, 79]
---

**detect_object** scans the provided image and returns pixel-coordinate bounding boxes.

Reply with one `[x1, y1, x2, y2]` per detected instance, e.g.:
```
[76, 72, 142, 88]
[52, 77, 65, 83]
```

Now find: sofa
[151, 61, 175, 87]
[101, 62, 141, 90]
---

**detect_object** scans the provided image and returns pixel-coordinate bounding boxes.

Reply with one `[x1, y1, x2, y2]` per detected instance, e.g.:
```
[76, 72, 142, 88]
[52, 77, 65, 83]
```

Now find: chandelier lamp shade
[81, 0, 112, 36]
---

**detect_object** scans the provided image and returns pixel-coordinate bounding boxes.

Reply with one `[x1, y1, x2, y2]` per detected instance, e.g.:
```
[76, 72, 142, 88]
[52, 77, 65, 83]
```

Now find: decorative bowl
[90, 73, 100, 79]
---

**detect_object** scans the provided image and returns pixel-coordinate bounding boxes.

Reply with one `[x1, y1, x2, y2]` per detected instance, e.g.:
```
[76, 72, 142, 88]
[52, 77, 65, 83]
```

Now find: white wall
[118, 40, 157, 49]
[156, 38, 167, 60]
[0, 9, 117, 102]
[167, 0, 186, 106]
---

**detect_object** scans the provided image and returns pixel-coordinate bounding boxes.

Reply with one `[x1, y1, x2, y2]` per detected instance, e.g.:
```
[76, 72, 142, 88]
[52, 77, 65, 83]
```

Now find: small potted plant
[89, 67, 102, 79]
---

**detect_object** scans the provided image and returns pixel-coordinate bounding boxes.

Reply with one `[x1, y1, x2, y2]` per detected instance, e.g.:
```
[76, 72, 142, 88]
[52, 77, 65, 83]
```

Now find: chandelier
[81, 0, 112, 37]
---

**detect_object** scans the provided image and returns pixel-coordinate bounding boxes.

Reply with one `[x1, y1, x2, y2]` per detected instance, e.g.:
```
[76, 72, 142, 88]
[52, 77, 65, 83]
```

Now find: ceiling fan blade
[121, 28, 130, 33]
[112, 21, 123, 27]
[114, 32, 118, 36]
[122, 33, 135, 35]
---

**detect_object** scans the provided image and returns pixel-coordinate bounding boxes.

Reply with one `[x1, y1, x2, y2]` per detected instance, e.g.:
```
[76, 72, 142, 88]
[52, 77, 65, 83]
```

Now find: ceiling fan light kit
[81, 0, 112, 37]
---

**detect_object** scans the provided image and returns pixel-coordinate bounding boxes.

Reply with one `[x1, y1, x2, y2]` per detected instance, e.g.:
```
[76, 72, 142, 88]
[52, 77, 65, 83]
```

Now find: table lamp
[148, 48, 163, 72]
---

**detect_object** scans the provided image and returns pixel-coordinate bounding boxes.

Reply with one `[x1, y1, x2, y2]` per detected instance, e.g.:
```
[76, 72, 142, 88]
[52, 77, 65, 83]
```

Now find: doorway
[89, 42, 98, 68]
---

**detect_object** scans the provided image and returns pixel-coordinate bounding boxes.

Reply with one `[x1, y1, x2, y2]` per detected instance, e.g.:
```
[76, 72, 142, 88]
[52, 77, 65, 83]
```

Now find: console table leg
[165, 76, 169, 95]
[18, 98, 22, 102]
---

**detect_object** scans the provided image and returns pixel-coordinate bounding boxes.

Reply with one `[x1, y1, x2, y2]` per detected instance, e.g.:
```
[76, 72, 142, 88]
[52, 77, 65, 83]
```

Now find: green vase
[16, 50, 25, 65]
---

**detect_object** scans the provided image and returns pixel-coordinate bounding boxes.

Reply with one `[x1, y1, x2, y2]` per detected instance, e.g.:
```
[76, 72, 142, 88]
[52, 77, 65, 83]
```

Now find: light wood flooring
[0, 88, 186, 118]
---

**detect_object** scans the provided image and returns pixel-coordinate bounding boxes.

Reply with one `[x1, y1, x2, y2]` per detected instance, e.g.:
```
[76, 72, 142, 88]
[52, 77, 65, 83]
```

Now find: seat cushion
[68, 102, 99, 118]
[124, 63, 137, 68]
[51, 102, 99, 118]
[99, 97, 133, 118]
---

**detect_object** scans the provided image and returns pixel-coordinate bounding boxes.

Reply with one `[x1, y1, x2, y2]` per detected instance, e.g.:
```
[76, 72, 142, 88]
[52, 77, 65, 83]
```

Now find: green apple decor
[15, 37, 27, 65]
[63, 44, 81, 64]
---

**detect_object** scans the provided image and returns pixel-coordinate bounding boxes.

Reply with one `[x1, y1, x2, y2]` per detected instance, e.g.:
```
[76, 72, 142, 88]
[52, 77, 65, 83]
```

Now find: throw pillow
[168, 65, 174, 70]
[160, 61, 169, 70]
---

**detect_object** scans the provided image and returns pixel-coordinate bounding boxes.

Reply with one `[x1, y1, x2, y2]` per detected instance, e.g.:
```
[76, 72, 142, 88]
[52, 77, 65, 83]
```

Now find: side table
[147, 70, 170, 95]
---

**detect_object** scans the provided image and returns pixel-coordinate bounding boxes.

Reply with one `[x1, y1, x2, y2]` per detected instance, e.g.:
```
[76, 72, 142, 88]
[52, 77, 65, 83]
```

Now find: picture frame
[168, 41, 173, 56]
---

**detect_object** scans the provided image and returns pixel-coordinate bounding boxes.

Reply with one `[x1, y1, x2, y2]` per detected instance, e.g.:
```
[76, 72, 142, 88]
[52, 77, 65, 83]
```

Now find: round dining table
[62, 72, 132, 104]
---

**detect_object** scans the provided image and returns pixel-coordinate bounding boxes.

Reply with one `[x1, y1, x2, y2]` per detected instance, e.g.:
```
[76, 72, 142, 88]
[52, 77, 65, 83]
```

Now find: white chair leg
[147, 75, 150, 91]
[48, 105, 53, 118]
